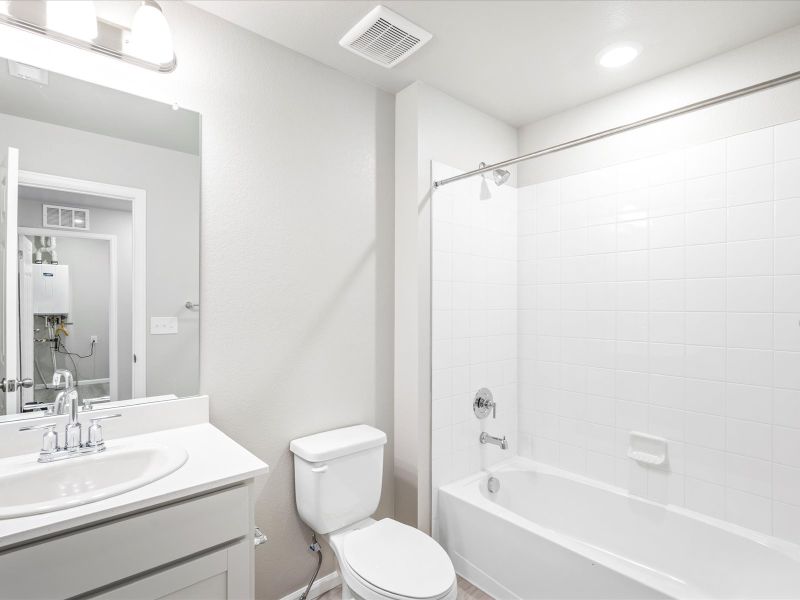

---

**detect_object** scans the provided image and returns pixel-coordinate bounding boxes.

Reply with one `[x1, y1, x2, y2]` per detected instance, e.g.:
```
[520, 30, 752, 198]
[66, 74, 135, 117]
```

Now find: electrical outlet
[89, 335, 98, 344]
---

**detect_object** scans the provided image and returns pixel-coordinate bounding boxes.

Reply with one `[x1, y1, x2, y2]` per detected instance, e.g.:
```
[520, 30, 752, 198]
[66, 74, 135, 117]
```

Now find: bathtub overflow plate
[487, 476, 500, 494]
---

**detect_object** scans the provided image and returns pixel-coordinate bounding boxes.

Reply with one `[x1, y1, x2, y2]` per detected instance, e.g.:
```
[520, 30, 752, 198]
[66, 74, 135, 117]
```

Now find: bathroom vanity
[0, 396, 268, 600]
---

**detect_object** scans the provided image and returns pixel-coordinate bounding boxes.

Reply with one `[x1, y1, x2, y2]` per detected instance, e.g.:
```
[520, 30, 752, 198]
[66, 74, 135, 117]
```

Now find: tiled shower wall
[430, 162, 517, 532]
[517, 119, 800, 541]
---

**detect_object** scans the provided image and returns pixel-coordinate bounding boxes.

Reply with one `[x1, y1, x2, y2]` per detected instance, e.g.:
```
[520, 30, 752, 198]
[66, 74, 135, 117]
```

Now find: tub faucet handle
[473, 388, 495, 419]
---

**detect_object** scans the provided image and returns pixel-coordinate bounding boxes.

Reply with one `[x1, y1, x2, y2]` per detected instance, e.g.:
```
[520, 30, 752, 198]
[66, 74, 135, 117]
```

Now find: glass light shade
[46, 0, 98, 41]
[129, 0, 174, 65]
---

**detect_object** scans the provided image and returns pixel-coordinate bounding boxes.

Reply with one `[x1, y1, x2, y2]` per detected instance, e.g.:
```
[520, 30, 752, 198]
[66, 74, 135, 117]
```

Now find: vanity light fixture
[0, 0, 176, 72]
[129, 0, 174, 66]
[46, 0, 97, 41]
[597, 43, 640, 69]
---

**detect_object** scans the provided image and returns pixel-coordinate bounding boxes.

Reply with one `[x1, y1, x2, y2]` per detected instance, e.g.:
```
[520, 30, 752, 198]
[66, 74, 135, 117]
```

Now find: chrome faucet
[52, 369, 81, 449]
[19, 368, 122, 462]
[480, 432, 509, 450]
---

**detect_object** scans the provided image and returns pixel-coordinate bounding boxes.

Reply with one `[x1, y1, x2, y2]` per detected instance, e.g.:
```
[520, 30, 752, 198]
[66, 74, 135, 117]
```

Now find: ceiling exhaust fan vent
[339, 6, 432, 68]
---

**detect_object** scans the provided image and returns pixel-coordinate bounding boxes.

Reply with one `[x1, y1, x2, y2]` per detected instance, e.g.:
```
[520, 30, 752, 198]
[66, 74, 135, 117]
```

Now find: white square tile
[773, 464, 800, 506]
[726, 239, 773, 277]
[726, 348, 773, 387]
[649, 214, 685, 249]
[686, 378, 725, 415]
[617, 251, 648, 281]
[684, 345, 725, 381]
[775, 120, 800, 161]
[774, 426, 800, 468]
[685, 477, 725, 519]
[686, 209, 726, 245]
[685, 444, 725, 484]
[650, 313, 685, 344]
[727, 202, 774, 242]
[775, 198, 800, 238]
[775, 237, 800, 275]
[685, 412, 726, 450]
[649, 405, 685, 441]
[649, 247, 685, 280]
[647, 150, 685, 186]
[650, 374, 685, 409]
[686, 140, 726, 179]
[616, 370, 649, 402]
[727, 313, 773, 350]
[616, 312, 648, 342]
[725, 488, 772, 534]
[775, 351, 800, 390]
[686, 278, 725, 312]
[649, 182, 685, 217]
[726, 453, 771, 496]
[726, 277, 772, 313]
[686, 312, 725, 347]
[726, 418, 771, 460]
[686, 244, 726, 278]
[775, 389, 800, 429]
[587, 452, 617, 485]
[726, 383, 772, 423]
[617, 220, 648, 251]
[775, 314, 800, 352]
[650, 280, 685, 311]
[616, 281, 648, 311]
[615, 399, 648, 430]
[650, 343, 685, 377]
[726, 165, 773, 207]
[686, 174, 726, 212]
[775, 159, 800, 200]
[727, 128, 773, 171]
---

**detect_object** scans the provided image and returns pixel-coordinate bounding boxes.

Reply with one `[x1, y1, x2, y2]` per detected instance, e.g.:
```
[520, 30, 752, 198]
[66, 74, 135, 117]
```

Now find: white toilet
[291, 425, 457, 600]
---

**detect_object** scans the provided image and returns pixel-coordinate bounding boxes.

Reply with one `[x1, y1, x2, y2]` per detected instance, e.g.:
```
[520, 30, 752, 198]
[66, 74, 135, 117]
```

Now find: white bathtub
[438, 457, 800, 599]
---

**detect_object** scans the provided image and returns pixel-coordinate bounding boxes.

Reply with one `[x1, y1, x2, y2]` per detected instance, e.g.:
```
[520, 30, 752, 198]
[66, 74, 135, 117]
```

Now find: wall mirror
[0, 58, 200, 422]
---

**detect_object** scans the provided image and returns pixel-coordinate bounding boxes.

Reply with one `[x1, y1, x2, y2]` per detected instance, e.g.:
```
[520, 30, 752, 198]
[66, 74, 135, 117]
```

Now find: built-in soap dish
[627, 431, 667, 467]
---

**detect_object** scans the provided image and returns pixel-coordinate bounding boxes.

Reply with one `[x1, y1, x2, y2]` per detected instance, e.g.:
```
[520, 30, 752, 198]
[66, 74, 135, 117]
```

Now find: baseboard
[276, 571, 340, 600]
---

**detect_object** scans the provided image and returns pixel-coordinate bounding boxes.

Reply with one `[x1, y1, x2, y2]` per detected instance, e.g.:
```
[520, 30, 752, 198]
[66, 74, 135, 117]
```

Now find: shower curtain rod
[432, 68, 800, 189]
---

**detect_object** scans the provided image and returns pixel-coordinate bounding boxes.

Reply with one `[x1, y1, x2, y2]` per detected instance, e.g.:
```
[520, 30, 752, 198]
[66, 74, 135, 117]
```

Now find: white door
[18, 235, 34, 410]
[0, 147, 21, 413]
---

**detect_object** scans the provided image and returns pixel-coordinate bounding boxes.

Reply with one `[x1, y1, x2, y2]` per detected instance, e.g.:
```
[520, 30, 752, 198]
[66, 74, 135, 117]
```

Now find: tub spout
[480, 432, 508, 450]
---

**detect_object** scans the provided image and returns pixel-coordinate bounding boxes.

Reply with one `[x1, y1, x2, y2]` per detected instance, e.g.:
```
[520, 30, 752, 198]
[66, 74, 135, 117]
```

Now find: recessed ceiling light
[597, 43, 640, 69]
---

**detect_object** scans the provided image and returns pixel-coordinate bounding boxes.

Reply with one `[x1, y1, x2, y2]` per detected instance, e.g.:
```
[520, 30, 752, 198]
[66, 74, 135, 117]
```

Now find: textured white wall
[0, 3, 395, 598]
[395, 82, 517, 531]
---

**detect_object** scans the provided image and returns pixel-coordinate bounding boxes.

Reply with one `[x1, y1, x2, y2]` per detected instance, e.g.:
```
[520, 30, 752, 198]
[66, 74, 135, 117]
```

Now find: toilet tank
[291, 425, 387, 534]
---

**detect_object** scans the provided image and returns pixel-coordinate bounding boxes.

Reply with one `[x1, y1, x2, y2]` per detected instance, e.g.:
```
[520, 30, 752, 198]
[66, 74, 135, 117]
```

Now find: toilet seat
[341, 519, 456, 600]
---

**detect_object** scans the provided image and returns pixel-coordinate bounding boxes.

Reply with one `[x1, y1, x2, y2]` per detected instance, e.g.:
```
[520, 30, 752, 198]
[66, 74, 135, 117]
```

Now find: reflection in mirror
[0, 58, 200, 421]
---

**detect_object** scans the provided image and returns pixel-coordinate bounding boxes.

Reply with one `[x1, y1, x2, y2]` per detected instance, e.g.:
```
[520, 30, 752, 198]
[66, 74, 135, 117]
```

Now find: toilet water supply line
[299, 533, 322, 600]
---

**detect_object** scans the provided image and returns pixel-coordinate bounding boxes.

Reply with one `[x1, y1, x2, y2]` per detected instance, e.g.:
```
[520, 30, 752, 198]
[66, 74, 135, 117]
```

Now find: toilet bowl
[290, 425, 457, 600]
[325, 518, 456, 600]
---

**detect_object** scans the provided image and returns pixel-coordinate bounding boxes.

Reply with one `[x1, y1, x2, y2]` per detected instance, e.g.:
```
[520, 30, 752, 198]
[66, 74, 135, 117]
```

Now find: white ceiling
[189, 0, 800, 126]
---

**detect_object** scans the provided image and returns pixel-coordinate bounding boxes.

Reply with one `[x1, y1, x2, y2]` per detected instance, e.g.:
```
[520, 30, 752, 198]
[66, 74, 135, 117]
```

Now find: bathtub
[438, 457, 800, 599]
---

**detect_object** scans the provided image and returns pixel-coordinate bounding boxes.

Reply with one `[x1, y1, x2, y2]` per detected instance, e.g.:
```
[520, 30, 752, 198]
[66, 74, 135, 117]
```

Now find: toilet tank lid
[290, 425, 387, 463]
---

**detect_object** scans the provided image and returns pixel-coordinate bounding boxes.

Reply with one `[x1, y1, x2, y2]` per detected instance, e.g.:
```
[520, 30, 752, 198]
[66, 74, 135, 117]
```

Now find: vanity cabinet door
[88, 540, 249, 600]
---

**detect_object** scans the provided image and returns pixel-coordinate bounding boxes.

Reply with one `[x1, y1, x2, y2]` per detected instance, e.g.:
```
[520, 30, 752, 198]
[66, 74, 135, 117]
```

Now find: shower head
[479, 162, 511, 187]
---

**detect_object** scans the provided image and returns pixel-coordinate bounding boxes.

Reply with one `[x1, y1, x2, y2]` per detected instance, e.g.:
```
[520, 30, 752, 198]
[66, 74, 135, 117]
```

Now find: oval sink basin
[0, 444, 188, 519]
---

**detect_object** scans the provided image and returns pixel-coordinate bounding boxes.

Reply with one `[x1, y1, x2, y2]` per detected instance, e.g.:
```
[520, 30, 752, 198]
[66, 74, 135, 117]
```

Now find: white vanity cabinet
[0, 484, 257, 600]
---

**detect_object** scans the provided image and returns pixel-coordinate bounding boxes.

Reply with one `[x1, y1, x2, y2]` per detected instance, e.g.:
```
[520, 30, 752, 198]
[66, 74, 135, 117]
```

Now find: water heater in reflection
[32, 264, 71, 316]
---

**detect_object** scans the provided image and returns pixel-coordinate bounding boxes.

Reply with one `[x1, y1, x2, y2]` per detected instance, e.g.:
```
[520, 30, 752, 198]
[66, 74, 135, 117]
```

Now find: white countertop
[0, 423, 268, 549]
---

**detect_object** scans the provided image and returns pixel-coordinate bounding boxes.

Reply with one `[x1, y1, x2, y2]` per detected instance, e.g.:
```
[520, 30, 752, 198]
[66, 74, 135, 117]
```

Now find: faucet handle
[473, 388, 496, 419]
[87, 414, 122, 448]
[19, 423, 59, 454]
